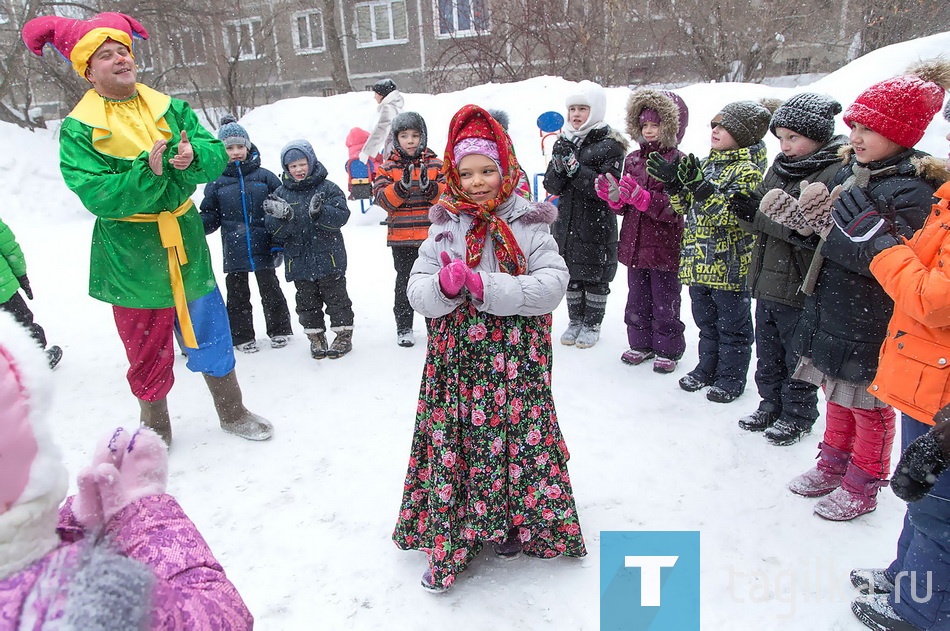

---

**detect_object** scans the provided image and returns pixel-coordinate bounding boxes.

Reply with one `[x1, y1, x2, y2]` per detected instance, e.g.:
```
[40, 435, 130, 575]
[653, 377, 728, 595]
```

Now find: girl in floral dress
[392, 105, 587, 592]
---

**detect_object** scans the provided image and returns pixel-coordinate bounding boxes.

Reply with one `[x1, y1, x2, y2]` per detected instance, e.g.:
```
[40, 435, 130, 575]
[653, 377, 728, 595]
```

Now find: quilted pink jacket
[0, 494, 253, 630]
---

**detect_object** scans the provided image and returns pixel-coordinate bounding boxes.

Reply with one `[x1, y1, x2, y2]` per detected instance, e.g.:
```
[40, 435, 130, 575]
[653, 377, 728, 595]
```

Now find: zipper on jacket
[238, 164, 255, 272]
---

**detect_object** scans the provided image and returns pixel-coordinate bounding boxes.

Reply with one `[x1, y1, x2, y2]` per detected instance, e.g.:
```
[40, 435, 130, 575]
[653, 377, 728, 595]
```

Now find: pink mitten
[95, 427, 168, 524]
[465, 269, 484, 301]
[72, 427, 133, 529]
[438, 251, 468, 298]
[619, 173, 652, 212]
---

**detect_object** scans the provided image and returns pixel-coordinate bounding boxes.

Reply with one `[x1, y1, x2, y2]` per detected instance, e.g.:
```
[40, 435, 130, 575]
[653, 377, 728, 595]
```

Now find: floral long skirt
[392, 303, 586, 590]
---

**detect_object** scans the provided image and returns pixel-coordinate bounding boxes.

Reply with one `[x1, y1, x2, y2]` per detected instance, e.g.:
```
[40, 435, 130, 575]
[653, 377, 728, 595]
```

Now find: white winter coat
[408, 195, 568, 318]
[359, 90, 405, 162]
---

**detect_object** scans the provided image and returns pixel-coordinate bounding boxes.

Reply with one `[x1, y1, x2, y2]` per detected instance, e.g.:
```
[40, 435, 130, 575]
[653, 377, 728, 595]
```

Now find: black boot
[139, 397, 172, 446]
[851, 594, 920, 631]
[204, 371, 273, 440]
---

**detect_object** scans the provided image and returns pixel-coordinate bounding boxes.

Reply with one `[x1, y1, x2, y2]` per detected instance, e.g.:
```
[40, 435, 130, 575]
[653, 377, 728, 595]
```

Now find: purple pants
[624, 267, 686, 360]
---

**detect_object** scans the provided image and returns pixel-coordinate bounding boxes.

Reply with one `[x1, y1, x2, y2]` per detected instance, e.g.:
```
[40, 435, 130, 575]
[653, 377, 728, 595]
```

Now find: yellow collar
[67, 84, 172, 159]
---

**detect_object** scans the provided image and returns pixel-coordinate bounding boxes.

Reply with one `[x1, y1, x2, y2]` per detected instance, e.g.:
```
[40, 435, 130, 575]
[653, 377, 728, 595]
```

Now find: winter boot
[203, 371, 273, 441]
[493, 527, 523, 559]
[575, 324, 601, 349]
[738, 408, 778, 432]
[234, 340, 259, 354]
[851, 593, 920, 631]
[653, 356, 677, 374]
[678, 372, 710, 392]
[621, 348, 655, 365]
[45, 345, 63, 370]
[765, 418, 812, 446]
[561, 288, 585, 346]
[307, 331, 328, 359]
[139, 397, 172, 447]
[788, 442, 851, 497]
[421, 567, 450, 594]
[270, 335, 290, 349]
[814, 463, 886, 521]
[397, 329, 415, 347]
[850, 568, 895, 595]
[327, 329, 353, 359]
[706, 386, 739, 403]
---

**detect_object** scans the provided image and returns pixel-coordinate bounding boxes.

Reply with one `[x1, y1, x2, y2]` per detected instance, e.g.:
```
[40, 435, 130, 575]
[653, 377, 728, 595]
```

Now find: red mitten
[438, 251, 468, 298]
[466, 269, 484, 301]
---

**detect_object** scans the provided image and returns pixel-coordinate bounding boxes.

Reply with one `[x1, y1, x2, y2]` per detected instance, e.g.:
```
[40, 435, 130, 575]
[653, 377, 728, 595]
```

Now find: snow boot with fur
[139, 397, 172, 446]
[307, 331, 328, 359]
[327, 329, 353, 359]
[814, 463, 886, 521]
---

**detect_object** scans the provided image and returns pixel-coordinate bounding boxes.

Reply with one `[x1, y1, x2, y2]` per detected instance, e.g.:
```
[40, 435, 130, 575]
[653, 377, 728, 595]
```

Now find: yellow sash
[116, 199, 198, 348]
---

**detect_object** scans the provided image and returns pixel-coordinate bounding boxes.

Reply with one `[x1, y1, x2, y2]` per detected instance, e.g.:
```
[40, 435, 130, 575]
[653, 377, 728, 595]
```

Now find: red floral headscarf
[438, 105, 527, 276]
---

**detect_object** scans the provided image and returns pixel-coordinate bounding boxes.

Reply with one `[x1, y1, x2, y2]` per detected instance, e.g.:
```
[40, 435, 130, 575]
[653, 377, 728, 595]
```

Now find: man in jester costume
[21, 12, 273, 445]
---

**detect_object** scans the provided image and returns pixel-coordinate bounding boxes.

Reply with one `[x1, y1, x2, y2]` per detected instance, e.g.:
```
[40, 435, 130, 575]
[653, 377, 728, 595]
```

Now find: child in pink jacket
[0, 313, 253, 630]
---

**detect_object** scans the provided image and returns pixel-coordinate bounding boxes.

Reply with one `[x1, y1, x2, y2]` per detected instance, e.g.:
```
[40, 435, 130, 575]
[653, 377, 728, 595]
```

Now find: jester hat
[22, 12, 148, 78]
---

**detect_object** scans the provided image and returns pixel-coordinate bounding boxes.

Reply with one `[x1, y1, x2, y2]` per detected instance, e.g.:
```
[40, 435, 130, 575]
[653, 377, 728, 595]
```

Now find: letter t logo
[624, 556, 679, 606]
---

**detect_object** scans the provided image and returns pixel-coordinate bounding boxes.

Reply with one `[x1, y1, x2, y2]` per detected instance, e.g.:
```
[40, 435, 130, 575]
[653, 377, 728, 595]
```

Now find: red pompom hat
[21, 12, 148, 78]
[843, 59, 950, 149]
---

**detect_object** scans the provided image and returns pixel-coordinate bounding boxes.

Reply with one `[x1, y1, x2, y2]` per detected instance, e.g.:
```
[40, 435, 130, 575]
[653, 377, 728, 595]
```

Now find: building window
[436, 0, 489, 37]
[292, 10, 325, 53]
[170, 27, 207, 66]
[785, 57, 811, 75]
[132, 38, 154, 72]
[224, 18, 263, 61]
[355, 1, 409, 48]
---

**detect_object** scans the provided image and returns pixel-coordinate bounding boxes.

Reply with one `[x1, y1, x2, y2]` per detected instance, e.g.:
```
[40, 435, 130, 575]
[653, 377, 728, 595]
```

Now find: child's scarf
[438, 105, 527, 276]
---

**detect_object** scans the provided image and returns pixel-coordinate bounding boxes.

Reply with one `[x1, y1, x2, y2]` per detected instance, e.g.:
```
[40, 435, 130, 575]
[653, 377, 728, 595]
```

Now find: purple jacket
[615, 143, 685, 272]
[0, 495, 253, 630]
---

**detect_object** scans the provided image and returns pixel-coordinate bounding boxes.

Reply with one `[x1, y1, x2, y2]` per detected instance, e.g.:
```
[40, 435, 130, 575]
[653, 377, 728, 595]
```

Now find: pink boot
[814, 463, 887, 521]
[788, 442, 850, 497]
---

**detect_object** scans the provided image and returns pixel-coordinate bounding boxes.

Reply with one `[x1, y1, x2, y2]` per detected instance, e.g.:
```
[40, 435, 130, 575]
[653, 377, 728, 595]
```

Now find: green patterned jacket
[671, 143, 767, 291]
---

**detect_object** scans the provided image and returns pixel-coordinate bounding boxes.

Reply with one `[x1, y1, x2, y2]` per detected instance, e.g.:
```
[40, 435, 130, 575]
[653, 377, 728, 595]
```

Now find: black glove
[17, 274, 32, 300]
[309, 192, 326, 220]
[551, 137, 575, 161]
[418, 166, 438, 199]
[677, 153, 715, 201]
[394, 166, 412, 197]
[263, 194, 293, 220]
[645, 152, 683, 195]
[892, 428, 950, 502]
[831, 188, 901, 261]
[729, 194, 759, 223]
[563, 150, 580, 177]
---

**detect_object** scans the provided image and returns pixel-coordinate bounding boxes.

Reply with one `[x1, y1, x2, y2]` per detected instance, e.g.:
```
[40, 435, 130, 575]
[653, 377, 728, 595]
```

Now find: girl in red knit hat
[767, 61, 950, 523]
[391, 105, 586, 593]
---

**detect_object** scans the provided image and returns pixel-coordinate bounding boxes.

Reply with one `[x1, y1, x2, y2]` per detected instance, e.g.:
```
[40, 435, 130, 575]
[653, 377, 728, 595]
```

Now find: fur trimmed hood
[625, 89, 688, 149]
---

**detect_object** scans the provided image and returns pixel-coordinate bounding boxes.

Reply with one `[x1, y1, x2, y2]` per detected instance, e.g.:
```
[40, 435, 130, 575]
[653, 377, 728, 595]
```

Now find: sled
[345, 158, 375, 213]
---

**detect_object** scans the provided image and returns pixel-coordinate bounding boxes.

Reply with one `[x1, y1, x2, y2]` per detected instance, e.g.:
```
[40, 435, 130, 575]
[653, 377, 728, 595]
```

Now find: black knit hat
[717, 100, 772, 148]
[391, 111, 428, 159]
[769, 93, 842, 144]
[372, 78, 397, 98]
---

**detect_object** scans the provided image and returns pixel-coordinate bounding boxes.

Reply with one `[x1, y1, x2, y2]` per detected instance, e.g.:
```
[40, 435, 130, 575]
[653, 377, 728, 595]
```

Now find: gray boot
[576, 291, 608, 349]
[203, 371, 274, 441]
[307, 331, 328, 359]
[139, 398, 172, 446]
[561, 289, 585, 346]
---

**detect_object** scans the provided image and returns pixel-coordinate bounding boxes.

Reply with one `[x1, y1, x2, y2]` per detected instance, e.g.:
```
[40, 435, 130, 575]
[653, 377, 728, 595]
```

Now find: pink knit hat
[453, 137, 500, 168]
[0, 314, 65, 516]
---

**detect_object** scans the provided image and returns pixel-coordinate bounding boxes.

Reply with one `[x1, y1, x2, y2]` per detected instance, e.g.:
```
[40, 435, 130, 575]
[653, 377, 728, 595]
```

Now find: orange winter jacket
[373, 148, 445, 247]
[869, 181, 950, 424]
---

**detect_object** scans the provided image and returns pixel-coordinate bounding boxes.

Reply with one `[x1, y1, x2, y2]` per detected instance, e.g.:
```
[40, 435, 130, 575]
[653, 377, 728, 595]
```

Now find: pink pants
[823, 401, 896, 479]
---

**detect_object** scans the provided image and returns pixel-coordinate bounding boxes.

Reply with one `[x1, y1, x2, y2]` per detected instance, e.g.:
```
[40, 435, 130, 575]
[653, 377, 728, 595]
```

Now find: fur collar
[429, 198, 558, 225]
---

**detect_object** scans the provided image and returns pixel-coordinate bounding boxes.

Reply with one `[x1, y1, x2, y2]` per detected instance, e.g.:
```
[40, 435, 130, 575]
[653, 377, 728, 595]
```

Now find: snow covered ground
[3, 32, 950, 629]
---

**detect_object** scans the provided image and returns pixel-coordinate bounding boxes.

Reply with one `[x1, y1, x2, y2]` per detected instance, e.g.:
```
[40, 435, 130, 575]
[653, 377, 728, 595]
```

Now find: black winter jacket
[200, 145, 281, 273]
[740, 137, 848, 307]
[797, 148, 940, 384]
[265, 162, 350, 282]
[543, 126, 625, 282]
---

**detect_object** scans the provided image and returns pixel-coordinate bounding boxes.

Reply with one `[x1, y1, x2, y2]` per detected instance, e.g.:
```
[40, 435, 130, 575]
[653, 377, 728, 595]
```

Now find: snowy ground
[3, 32, 950, 629]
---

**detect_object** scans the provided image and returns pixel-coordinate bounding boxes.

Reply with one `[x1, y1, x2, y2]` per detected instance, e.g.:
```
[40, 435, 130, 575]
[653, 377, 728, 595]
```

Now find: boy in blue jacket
[264, 140, 354, 359]
[200, 117, 293, 354]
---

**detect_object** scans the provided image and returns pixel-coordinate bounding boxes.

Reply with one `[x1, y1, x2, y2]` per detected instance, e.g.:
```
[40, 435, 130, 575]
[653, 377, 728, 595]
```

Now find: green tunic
[59, 89, 227, 308]
[0, 217, 27, 303]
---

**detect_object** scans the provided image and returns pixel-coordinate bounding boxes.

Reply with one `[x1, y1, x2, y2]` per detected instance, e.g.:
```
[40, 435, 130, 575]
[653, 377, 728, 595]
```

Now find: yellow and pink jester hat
[21, 12, 148, 78]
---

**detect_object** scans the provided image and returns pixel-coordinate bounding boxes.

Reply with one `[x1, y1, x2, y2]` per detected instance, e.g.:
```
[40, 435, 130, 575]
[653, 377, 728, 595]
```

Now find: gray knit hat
[944, 96, 949, 121]
[217, 114, 250, 148]
[717, 100, 772, 148]
[769, 93, 843, 144]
